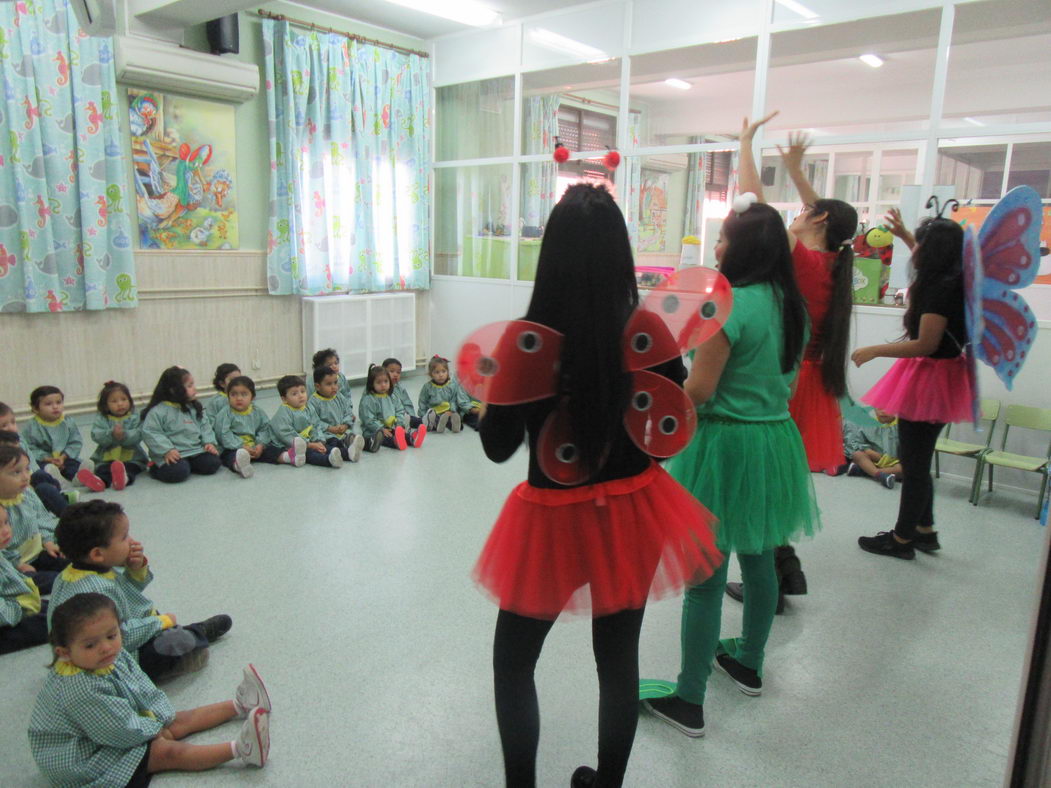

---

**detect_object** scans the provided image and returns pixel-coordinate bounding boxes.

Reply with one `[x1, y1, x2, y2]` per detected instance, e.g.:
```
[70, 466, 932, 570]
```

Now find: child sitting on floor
[51, 500, 232, 682]
[22, 385, 102, 489]
[843, 408, 902, 489]
[383, 357, 424, 430]
[269, 375, 344, 468]
[0, 407, 73, 516]
[212, 376, 288, 478]
[360, 364, 426, 452]
[309, 366, 365, 463]
[0, 444, 67, 594]
[205, 363, 242, 425]
[89, 381, 149, 491]
[30, 594, 270, 786]
[417, 355, 481, 433]
[307, 348, 353, 399]
[0, 505, 49, 654]
[141, 367, 222, 484]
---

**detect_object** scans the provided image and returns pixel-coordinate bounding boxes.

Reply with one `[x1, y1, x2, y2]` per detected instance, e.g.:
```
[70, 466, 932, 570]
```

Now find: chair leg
[971, 459, 985, 506]
[1037, 471, 1049, 522]
[988, 464, 994, 493]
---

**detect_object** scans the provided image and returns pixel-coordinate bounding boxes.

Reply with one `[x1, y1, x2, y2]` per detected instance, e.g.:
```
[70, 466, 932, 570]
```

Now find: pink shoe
[110, 461, 127, 491]
[76, 468, 105, 492]
[410, 425, 427, 448]
[393, 426, 408, 451]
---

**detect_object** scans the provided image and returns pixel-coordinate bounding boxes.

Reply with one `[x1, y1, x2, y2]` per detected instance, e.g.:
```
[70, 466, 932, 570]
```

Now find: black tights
[493, 607, 646, 788]
[894, 418, 946, 540]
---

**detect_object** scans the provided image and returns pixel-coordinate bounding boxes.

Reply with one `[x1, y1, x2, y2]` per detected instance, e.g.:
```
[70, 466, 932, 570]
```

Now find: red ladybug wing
[537, 401, 588, 486]
[622, 370, 697, 458]
[456, 320, 562, 405]
[623, 266, 733, 370]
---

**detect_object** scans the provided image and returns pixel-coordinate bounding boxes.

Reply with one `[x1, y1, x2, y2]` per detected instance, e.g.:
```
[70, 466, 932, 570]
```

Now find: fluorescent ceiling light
[664, 78, 691, 90]
[528, 28, 609, 62]
[774, 0, 819, 19]
[383, 0, 501, 28]
[964, 116, 986, 127]
[859, 54, 884, 68]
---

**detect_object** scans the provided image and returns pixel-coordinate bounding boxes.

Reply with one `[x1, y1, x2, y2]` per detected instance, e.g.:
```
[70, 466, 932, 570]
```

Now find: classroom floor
[0, 379, 1045, 788]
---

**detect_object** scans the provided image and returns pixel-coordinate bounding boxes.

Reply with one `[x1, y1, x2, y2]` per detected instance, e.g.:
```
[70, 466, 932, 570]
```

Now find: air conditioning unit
[70, 0, 117, 37]
[114, 36, 259, 103]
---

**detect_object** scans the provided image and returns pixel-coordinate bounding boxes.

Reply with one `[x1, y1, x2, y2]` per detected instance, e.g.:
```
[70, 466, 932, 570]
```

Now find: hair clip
[432, 354, 449, 363]
[925, 196, 960, 218]
[732, 192, 758, 215]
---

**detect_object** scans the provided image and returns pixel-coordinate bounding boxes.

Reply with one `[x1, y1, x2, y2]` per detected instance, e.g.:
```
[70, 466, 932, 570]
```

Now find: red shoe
[393, 426, 408, 451]
[110, 461, 127, 491]
[76, 468, 106, 492]
[410, 425, 427, 448]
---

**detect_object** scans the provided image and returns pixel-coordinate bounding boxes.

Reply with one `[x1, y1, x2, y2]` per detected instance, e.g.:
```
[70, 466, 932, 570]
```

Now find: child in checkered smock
[29, 594, 272, 787]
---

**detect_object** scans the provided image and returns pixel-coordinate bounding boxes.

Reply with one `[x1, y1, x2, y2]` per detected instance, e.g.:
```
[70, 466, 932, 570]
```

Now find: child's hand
[159, 728, 175, 740]
[164, 449, 181, 464]
[738, 111, 778, 142]
[851, 347, 877, 367]
[776, 130, 811, 172]
[307, 441, 325, 452]
[43, 541, 61, 558]
[469, 407, 480, 415]
[127, 540, 146, 570]
[248, 445, 263, 459]
[54, 455, 66, 469]
[884, 208, 916, 249]
[18, 563, 35, 574]
[113, 423, 125, 440]
[163, 613, 177, 626]
[382, 428, 392, 438]
[203, 443, 218, 455]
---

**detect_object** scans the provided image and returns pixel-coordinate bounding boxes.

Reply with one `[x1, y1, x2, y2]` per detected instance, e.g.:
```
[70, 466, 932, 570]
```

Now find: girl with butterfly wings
[463, 184, 723, 787]
[853, 188, 1041, 560]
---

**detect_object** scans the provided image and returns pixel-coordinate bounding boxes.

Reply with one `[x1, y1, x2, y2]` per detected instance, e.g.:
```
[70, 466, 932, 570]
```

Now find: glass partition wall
[433, 0, 1051, 286]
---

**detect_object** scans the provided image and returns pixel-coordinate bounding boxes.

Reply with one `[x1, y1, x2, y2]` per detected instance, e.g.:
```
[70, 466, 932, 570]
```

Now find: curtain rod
[253, 8, 430, 58]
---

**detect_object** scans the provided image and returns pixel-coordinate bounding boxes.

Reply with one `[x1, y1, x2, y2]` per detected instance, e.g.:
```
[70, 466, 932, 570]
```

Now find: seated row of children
[2, 351, 481, 492]
[2, 493, 275, 780]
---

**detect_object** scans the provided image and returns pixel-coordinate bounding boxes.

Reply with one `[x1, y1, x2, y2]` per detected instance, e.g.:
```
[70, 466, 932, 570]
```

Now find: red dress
[789, 242, 845, 473]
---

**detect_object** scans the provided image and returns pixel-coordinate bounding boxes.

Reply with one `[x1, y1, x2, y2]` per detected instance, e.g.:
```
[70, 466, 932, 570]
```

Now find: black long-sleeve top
[479, 357, 687, 489]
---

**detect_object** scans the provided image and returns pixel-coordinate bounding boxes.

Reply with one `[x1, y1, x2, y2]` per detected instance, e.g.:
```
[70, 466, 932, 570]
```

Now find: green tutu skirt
[668, 415, 820, 554]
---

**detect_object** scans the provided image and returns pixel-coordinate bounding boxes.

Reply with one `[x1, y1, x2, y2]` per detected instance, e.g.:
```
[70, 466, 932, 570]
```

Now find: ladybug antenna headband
[925, 196, 960, 218]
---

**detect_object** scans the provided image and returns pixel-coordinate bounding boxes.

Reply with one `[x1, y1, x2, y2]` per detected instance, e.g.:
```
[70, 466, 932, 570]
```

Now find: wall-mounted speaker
[206, 14, 239, 56]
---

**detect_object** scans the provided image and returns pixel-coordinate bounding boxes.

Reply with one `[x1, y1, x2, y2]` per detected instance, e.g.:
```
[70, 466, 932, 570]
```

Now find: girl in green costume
[643, 196, 820, 738]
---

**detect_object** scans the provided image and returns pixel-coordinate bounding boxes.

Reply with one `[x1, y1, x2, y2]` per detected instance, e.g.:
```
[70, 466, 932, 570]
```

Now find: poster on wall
[957, 203, 1051, 285]
[128, 90, 239, 250]
[637, 169, 669, 253]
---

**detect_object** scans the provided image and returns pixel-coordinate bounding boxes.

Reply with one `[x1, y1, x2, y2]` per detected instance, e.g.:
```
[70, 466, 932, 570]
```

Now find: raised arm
[777, 130, 821, 208]
[736, 113, 778, 203]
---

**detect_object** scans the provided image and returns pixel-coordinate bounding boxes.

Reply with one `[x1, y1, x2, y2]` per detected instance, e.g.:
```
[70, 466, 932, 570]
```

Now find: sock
[278, 452, 290, 464]
[233, 697, 247, 717]
[230, 740, 239, 759]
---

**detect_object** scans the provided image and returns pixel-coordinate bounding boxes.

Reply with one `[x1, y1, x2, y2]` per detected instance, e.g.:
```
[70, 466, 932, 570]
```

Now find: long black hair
[365, 363, 390, 395]
[810, 198, 857, 398]
[903, 217, 964, 338]
[719, 202, 807, 373]
[141, 366, 201, 419]
[525, 183, 638, 480]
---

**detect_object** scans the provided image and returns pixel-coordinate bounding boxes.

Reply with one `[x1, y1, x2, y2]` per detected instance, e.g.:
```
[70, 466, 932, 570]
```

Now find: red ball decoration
[553, 144, 570, 164]
[603, 149, 621, 170]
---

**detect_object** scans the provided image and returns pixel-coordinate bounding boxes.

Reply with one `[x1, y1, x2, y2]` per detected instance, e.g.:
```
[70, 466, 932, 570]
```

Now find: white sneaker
[328, 446, 344, 468]
[290, 437, 307, 468]
[436, 412, 451, 433]
[233, 448, 253, 479]
[44, 463, 67, 488]
[348, 434, 364, 463]
[235, 707, 269, 767]
[234, 664, 271, 717]
[449, 412, 463, 433]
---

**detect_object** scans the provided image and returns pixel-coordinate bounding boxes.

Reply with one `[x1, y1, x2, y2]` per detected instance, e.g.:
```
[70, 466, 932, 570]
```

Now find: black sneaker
[877, 472, 895, 490]
[912, 531, 941, 553]
[714, 653, 762, 696]
[367, 432, 382, 452]
[156, 647, 210, 681]
[724, 582, 786, 614]
[847, 462, 865, 477]
[197, 614, 233, 642]
[571, 766, 597, 787]
[642, 696, 705, 738]
[858, 531, 915, 560]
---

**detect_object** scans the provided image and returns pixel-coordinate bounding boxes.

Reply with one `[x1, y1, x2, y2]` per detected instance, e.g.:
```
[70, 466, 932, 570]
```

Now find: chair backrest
[942, 398, 1002, 445]
[999, 405, 1051, 457]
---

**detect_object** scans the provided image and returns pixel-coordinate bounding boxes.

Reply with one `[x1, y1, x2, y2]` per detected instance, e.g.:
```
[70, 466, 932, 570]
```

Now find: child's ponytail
[813, 198, 858, 398]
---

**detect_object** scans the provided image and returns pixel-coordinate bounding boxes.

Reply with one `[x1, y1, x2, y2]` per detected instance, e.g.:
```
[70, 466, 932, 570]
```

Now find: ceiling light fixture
[774, 0, 819, 19]
[859, 54, 884, 68]
[528, 28, 610, 63]
[383, 0, 501, 28]
[664, 78, 691, 90]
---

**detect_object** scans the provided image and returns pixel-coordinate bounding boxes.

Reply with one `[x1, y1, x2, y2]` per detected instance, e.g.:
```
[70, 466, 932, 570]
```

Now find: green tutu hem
[668, 417, 820, 554]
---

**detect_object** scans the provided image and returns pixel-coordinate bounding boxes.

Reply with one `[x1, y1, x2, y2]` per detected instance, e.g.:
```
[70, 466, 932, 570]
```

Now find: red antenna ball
[553, 144, 570, 164]
[603, 150, 621, 170]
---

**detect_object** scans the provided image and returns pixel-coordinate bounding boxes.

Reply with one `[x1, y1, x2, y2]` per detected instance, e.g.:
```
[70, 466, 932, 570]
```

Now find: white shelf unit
[301, 293, 416, 380]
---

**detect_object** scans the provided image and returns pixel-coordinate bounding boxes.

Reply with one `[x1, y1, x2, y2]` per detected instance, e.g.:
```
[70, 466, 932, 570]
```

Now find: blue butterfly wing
[977, 185, 1042, 389]
[961, 226, 983, 424]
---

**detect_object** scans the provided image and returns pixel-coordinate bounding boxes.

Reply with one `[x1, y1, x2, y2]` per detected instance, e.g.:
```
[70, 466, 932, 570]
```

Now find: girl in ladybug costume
[470, 184, 722, 787]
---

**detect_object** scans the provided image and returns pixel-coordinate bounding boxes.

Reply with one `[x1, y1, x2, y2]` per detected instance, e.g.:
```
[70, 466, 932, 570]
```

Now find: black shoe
[156, 647, 210, 682]
[367, 433, 382, 453]
[642, 696, 705, 738]
[725, 582, 786, 615]
[781, 569, 807, 596]
[912, 531, 941, 553]
[775, 547, 807, 595]
[858, 531, 915, 560]
[713, 653, 762, 696]
[571, 766, 597, 787]
[197, 614, 233, 642]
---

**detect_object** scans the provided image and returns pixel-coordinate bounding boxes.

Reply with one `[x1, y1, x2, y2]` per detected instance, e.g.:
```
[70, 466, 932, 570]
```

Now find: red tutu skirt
[788, 359, 844, 472]
[862, 355, 974, 424]
[473, 462, 721, 620]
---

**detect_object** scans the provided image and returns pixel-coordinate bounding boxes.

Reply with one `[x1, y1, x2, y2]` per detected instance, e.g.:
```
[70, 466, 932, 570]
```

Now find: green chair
[971, 404, 1051, 519]
[934, 398, 1000, 485]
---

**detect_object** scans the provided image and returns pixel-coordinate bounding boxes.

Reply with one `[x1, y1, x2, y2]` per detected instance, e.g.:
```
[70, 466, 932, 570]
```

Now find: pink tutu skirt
[862, 355, 974, 424]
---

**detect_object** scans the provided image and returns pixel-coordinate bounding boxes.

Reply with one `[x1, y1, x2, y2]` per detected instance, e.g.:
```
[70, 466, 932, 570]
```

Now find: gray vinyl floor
[0, 377, 1045, 788]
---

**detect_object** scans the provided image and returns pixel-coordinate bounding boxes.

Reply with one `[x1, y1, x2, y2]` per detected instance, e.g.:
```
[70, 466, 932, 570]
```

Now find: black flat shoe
[571, 766, 596, 787]
[858, 531, 915, 560]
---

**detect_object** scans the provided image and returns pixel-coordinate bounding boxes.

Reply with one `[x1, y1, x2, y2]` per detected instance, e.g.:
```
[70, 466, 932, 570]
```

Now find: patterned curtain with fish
[0, 0, 136, 313]
[263, 19, 431, 294]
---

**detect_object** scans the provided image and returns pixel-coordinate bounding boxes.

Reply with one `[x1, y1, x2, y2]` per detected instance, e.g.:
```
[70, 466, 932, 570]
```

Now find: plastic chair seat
[982, 451, 1049, 473]
[935, 438, 985, 456]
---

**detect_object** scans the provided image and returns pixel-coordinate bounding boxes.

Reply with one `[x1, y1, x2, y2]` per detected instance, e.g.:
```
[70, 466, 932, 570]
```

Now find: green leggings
[676, 548, 778, 704]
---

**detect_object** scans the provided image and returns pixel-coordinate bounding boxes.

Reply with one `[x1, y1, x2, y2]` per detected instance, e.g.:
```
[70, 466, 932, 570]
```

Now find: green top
[0, 552, 38, 627]
[89, 413, 148, 466]
[22, 416, 83, 463]
[418, 379, 477, 417]
[268, 402, 322, 446]
[212, 405, 273, 450]
[359, 392, 408, 435]
[140, 402, 216, 463]
[390, 384, 416, 418]
[204, 392, 229, 424]
[698, 283, 804, 423]
[309, 391, 356, 434]
[29, 649, 175, 788]
[307, 370, 353, 400]
[1, 489, 57, 566]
